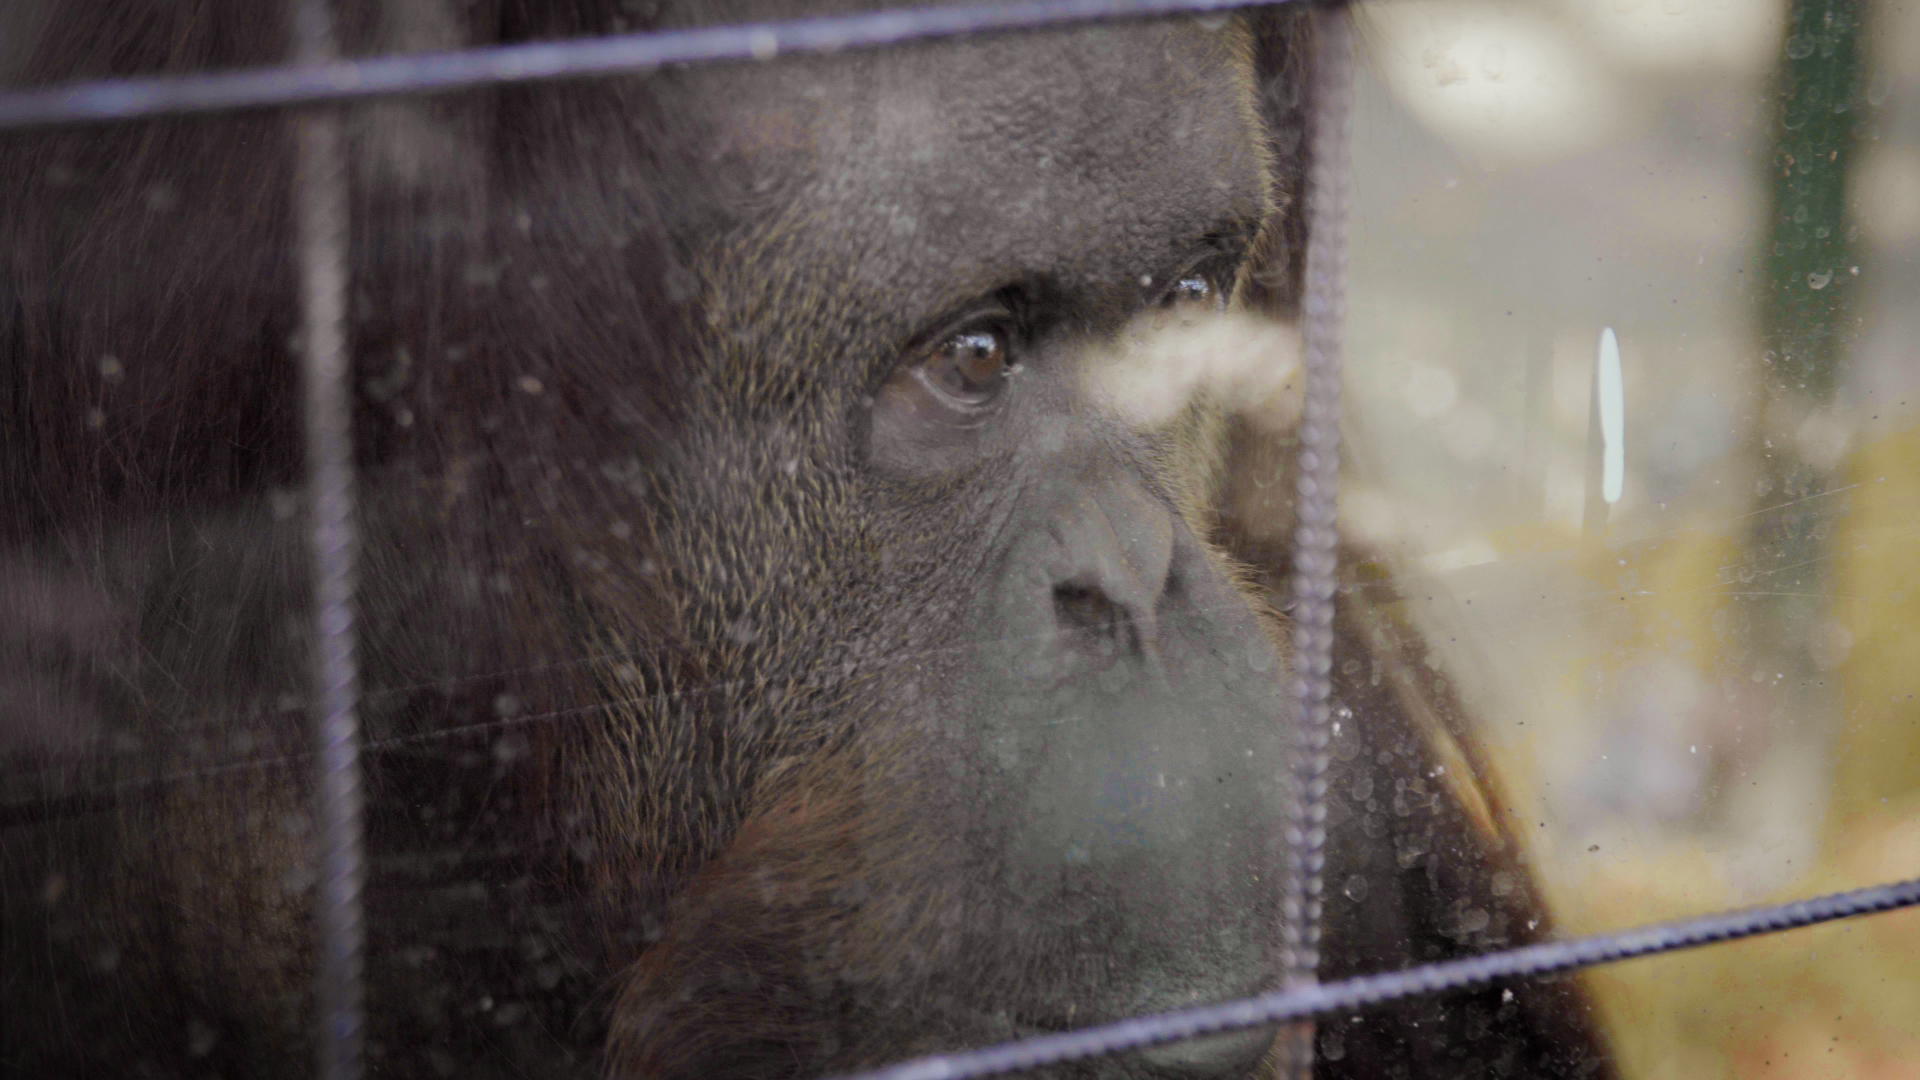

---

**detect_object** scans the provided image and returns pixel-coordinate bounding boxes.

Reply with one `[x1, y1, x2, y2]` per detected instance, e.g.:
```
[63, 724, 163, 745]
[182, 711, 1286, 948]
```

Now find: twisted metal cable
[1276, 7, 1354, 1075]
[291, 1, 365, 1077]
[0, 0, 1310, 132]
[822, 874, 1920, 1080]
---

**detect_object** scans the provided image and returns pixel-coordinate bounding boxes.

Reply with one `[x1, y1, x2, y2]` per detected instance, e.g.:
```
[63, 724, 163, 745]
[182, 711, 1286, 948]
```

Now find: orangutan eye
[868, 310, 1025, 470]
[902, 325, 1015, 414]
[1164, 275, 1216, 309]
[1157, 271, 1232, 316]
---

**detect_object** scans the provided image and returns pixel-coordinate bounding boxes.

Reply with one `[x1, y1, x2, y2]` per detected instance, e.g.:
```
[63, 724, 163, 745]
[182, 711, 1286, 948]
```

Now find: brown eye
[870, 319, 1019, 463]
[912, 327, 1012, 410]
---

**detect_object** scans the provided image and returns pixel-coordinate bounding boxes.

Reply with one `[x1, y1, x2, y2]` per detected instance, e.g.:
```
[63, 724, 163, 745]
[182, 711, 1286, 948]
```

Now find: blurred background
[1343, 0, 1920, 1075]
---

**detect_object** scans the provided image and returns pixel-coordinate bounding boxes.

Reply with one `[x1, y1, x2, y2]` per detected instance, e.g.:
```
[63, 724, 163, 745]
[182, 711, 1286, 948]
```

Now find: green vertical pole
[1760, 0, 1864, 399]
[1725, 0, 1867, 819]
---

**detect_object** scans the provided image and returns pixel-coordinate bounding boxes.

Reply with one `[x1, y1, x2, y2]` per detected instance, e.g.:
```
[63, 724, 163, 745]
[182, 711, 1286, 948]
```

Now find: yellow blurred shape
[1832, 424, 1920, 827]
[1576, 799, 1920, 1080]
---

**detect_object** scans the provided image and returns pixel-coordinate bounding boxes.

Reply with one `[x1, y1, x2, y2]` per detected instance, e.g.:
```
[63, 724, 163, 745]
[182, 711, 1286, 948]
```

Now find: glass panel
[1349, 0, 1920, 1075]
[1, 2, 1914, 1078]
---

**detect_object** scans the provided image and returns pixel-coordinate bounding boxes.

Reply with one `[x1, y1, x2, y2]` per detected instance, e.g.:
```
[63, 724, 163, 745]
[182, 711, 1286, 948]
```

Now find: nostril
[1050, 582, 1163, 668]
[1052, 583, 1122, 643]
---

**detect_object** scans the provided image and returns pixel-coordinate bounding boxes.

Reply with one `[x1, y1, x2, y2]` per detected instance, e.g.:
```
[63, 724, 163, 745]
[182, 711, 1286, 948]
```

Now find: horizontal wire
[0, 0, 1304, 132]
[823, 874, 1920, 1080]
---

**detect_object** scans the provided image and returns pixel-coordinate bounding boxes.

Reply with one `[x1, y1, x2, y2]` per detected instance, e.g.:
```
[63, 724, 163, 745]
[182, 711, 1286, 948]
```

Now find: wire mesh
[0, 0, 1305, 131]
[2, 2, 1917, 1080]
[290, 1, 366, 1078]
[1274, 7, 1353, 1076]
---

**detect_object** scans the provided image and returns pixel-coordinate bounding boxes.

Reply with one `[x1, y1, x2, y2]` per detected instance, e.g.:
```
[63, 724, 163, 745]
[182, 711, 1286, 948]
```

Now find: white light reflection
[1598, 326, 1623, 505]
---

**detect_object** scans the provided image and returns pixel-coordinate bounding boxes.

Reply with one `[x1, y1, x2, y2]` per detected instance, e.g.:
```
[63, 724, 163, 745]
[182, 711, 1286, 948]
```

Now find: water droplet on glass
[493, 734, 529, 764]
[1318, 1025, 1348, 1061]
[187, 1020, 219, 1058]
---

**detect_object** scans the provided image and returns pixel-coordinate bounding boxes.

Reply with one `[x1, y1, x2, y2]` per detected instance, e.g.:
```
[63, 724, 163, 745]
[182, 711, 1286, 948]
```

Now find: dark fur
[2, 3, 1614, 1078]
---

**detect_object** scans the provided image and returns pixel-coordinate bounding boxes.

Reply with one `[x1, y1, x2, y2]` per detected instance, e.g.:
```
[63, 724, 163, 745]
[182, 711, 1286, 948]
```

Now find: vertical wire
[1280, 1, 1353, 1074]
[291, 1, 365, 1078]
